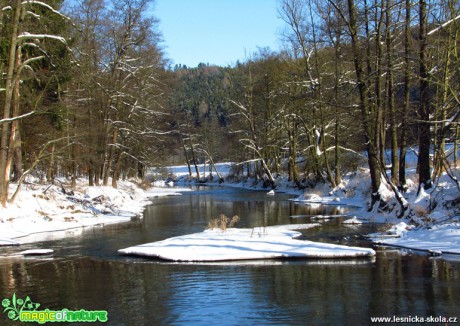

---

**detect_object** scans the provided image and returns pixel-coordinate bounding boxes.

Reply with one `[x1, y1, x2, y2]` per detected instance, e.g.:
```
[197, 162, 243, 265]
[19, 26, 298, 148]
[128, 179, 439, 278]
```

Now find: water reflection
[1, 254, 459, 325]
[0, 187, 459, 325]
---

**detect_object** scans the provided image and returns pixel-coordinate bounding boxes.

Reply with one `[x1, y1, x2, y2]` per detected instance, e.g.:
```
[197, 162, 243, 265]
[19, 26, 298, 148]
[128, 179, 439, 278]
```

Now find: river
[1, 186, 459, 325]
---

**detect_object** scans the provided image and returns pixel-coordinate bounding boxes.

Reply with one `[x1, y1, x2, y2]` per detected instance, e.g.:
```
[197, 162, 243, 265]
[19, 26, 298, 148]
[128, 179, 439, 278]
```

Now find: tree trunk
[386, 0, 398, 185]
[207, 154, 223, 182]
[432, 40, 450, 181]
[417, 0, 432, 191]
[9, 44, 23, 183]
[333, 34, 342, 186]
[334, 111, 341, 186]
[47, 143, 56, 184]
[0, 0, 22, 206]
[94, 162, 101, 186]
[112, 152, 123, 188]
[286, 117, 299, 183]
[137, 161, 145, 179]
[88, 160, 95, 186]
[103, 127, 118, 186]
[187, 135, 200, 180]
[347, 0, 382, 208]
[87, 93, 94, 186]
[184, 146, 192, 177]
[372, 1, 384, 173]
[399, 0, 411, 190]
[454, 125, 459, 166]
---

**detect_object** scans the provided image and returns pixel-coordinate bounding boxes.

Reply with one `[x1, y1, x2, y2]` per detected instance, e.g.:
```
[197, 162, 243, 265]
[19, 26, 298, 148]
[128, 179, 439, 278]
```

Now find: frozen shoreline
[172, 166, 460, 259]
[0, 178, 190, 246]
[2, 165, 460, 260]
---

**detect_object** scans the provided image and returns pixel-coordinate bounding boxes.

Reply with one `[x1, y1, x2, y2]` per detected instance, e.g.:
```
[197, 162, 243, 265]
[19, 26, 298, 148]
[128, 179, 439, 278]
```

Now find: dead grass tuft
[414, 205, 433, 223]
[229, 215, 240, 227]
[414, 205, 429, 218]
[206, 214, 239, 231]
[219, 214, 228, 231]
[207, 218, 219, 229]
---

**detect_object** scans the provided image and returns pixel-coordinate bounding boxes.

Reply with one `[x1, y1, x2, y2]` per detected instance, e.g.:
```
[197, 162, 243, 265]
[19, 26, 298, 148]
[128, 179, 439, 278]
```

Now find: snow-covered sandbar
[118, 225, 376, 261]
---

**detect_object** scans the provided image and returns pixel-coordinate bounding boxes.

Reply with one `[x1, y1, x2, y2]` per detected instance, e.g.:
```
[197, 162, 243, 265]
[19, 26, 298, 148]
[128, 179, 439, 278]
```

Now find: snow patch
[371, 223, 460, 255]
[343, 217, 364, 224]
[118, 225, 376, 262]
[20, 249, 54, 256]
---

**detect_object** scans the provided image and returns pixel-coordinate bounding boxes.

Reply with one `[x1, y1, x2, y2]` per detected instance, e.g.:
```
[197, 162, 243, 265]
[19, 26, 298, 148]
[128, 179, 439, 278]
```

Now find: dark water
[1, 186, 460, 325]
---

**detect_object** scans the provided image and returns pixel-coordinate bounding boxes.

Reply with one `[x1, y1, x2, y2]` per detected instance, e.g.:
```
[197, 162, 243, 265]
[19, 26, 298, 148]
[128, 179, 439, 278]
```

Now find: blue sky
[154, 0, 282, 68]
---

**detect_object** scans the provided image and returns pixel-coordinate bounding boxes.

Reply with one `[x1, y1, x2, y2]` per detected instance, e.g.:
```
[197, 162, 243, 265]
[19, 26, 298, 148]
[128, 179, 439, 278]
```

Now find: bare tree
[0, 0, 68, 206]
[417, 0, 432, 192]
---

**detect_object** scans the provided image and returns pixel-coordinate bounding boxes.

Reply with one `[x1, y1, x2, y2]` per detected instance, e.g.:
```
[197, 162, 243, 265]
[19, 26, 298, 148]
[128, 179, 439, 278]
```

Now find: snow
[118, 225, 376, 261]
[290, 193, 361, 207]
[168, 161, 460, 259]
[343, 217, 364, 224]
[1, 159, 460, 261]
[0, 178, 190, 245]
[369, 222, 460, 255]
[20, 249, 54, 256]
[285, 166, 460, 257]
[152, 162, 233, 178]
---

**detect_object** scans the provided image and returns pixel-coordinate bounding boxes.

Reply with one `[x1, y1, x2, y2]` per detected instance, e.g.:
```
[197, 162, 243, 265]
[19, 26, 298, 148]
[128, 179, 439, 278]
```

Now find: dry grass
[207, 218, 219, 229]
[414, 205, 429, 218]
[220, 214, 228, 231]
[414, 205, 433, 224]
[207, 214, 239, 231]
[229, 215, 240, 227]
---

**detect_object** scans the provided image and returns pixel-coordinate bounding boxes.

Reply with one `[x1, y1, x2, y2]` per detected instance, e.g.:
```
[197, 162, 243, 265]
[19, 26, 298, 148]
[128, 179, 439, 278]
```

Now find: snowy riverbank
[0, 178, 190, 245]
[1, 164, 459, 259]
[171, 165, 460, 258]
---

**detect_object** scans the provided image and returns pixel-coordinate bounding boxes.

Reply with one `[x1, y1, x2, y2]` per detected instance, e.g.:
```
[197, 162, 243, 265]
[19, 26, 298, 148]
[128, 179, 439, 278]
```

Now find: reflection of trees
[0, 252, 459, 324]
[0, 258, 175, 324]
[250, 255, 460, 323]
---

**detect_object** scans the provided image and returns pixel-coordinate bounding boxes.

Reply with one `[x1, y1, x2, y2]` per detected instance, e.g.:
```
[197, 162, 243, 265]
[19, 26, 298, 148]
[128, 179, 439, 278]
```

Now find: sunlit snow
[369, 222, 460, 255]
[118, 225, 376, 261]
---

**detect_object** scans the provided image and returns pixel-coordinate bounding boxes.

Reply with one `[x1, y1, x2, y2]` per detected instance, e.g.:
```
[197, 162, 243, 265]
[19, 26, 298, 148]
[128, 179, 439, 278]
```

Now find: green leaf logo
[2, 293, 39, 321]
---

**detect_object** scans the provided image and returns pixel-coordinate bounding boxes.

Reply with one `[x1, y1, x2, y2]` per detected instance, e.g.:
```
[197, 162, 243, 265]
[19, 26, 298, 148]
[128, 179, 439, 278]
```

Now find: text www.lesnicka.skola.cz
[371, 315, 458, 323]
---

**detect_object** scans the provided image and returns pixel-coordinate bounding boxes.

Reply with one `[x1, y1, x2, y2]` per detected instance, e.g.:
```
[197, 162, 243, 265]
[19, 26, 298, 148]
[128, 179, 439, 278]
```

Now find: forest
[1, 0, 459, 214]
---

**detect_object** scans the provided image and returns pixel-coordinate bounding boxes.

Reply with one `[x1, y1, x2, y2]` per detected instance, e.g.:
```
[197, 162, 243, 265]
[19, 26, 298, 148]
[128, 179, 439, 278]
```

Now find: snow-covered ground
[119, 224, 375, 261]
[0, 178, 190, 245]
[2, 161, 459, 261]
[368, 222, 460, 256]
[150, 162, 233, 178]
[165, 163, 460, 259]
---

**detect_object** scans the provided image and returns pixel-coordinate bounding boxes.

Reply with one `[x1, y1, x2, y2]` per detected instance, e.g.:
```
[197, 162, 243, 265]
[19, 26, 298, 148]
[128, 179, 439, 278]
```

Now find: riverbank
[173, 166, 460, 256]
[0, 178, 189, 245]
[2, 166, 459, 257]
[176, 166, 459, 221]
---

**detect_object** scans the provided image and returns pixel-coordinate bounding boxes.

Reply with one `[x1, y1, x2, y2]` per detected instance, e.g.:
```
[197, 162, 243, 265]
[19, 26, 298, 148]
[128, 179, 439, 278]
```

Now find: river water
[1, 186, 459, 325]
